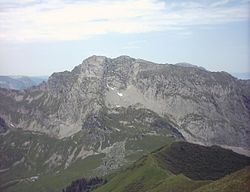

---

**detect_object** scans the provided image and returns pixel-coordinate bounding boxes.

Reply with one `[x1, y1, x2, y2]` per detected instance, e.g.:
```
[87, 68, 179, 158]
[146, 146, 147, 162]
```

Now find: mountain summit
[0, 55, 249, 149]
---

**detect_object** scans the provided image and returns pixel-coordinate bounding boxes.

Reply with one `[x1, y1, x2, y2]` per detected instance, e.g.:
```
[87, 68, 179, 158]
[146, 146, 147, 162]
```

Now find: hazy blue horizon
[0, 0, 249, 76]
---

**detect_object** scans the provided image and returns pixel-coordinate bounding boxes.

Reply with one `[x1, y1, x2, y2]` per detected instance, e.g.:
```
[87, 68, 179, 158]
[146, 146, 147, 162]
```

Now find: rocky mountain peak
[175, 62, 206, 70]
[0, 55, 249, 151]
[112, 55, 135, 62]
[82, 55, 107, 65]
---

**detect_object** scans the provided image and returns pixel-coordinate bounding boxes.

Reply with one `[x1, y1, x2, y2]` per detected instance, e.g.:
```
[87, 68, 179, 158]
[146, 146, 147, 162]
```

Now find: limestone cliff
[0, 55, 249, 150]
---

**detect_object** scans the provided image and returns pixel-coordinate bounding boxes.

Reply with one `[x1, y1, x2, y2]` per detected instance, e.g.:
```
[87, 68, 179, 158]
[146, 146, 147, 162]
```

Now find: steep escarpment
[131, 65, 250, 148]
[0, 55, 249, 149]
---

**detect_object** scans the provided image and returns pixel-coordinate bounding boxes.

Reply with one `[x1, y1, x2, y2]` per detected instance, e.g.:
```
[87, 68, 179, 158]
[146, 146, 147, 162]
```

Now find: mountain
[94, 142, 250, 192]
[175, 62, 206, 70]
[0, 55, 250, 191]
[0, 55, 249, 148]
[0, 76, 48, 90]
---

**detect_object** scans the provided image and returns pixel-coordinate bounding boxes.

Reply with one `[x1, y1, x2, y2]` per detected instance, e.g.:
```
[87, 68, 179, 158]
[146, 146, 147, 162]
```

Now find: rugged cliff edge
[1, 55, 249, 149]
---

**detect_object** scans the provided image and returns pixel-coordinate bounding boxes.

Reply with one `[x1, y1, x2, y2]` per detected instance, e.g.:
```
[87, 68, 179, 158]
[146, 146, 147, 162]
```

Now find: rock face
[0, 55, 249, 149]
[0, 117, 8, 133]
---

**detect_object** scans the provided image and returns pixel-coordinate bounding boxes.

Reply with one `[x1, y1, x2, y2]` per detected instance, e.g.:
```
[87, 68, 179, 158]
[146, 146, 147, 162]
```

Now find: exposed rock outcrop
[0, 55, 249, 150]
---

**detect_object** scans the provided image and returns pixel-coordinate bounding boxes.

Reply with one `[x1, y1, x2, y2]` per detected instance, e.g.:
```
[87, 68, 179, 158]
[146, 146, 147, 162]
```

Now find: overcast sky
[0, 0, 249, 76]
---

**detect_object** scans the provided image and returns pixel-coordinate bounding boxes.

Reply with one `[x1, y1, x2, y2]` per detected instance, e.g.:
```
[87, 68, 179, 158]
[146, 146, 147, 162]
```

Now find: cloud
[122, 40, 146, 49]
[0, 0, 249, 42]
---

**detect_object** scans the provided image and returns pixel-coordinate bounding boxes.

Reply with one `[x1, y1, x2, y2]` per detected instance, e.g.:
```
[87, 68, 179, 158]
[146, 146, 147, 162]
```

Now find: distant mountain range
[231, 72, 250, 80]
[0, 76, 48, 90]
[175, 62, 207, 70]
[0, 55, 249, 192]
[175, 63, 250, 80]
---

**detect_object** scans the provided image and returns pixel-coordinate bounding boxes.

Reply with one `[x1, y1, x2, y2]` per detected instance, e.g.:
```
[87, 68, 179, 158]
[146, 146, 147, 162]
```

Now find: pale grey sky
[0, 0, 249, 76]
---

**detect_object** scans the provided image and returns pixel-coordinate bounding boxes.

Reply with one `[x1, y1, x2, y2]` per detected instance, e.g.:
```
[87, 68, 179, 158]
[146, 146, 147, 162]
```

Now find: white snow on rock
[30, 176, 39, 182]
[117, 92, 123, 97]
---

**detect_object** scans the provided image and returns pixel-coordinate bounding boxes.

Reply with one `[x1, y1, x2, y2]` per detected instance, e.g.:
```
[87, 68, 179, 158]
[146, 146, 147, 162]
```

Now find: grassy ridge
[150, 174, 210, 192]
[94, 155, 172, 192]
[94, 154, 210, 192]
[94, 142, 250, 192]
[194, 166, 250, 192]
[154, 142, 250, 180]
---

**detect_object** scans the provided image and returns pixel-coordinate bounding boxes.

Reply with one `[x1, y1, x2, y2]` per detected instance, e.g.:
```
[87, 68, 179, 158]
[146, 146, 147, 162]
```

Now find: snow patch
[30, 176, 39, 182]
[117, 92, 123, 97]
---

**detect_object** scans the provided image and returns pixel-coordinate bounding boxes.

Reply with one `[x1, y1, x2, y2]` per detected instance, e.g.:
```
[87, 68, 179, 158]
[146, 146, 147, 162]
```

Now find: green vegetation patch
[150, 174, 210, 192]
[194, 166, 250, 192]
[94, 155, 171, 192]
[94, 142, 250, 192]
[4, 154, 104, 192]
[154, 142, 250, 180]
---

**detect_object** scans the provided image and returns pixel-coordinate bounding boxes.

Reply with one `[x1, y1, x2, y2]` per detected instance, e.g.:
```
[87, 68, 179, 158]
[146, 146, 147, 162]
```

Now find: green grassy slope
[94, 142, 250, 192]
[94, 154, 174, 192]
[150, 174, 209, 192]
[194, 166, 250, 192]
[0, 129, 175, 192]
[154, 142, 250, 180]
[2, 154, 104, 192]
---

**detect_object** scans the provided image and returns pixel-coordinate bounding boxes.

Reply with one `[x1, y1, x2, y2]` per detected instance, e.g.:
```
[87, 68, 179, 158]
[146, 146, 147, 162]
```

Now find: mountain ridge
[1, 55, 249, 148]
[93, 141, 250, 192]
